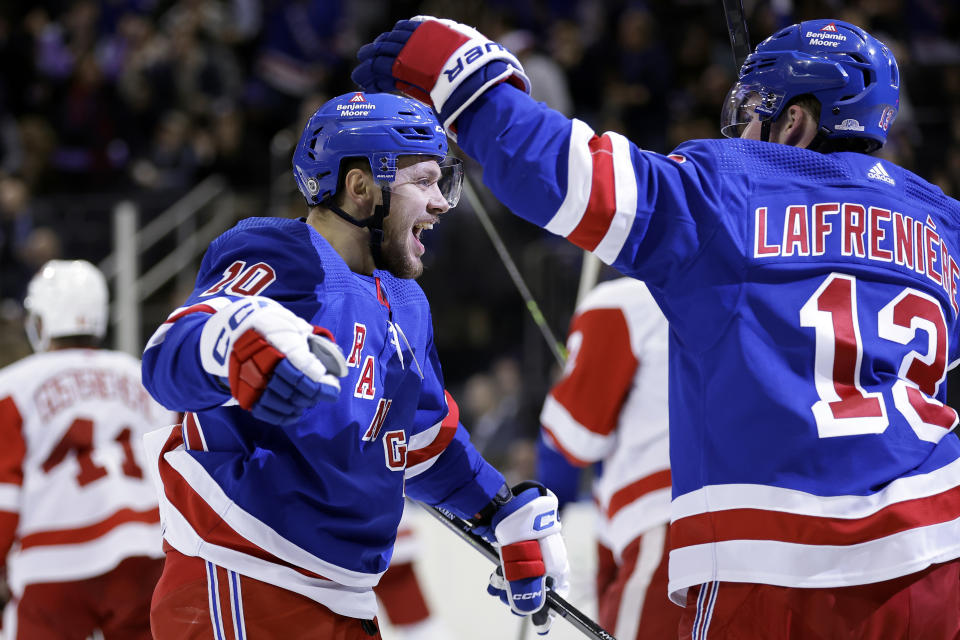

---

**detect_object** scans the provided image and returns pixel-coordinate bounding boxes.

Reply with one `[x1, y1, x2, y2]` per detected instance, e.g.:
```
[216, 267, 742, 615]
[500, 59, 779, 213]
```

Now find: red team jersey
[0, 349, 173, 613]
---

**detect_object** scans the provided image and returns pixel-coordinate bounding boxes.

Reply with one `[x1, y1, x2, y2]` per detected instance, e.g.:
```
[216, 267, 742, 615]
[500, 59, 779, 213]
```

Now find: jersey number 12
[800, 273, 958, 440]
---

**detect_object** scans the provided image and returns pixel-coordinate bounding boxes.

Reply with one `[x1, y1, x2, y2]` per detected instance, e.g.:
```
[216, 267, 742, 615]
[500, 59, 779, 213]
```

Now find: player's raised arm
[353, 16, 960, 639]
[351, 17, 726, 287]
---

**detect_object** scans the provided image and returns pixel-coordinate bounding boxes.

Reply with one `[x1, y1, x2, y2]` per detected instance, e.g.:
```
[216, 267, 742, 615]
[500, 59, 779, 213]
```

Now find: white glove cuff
[493, 493, 561, 546]
[441, 64, 529, 142]
[198, 296, 324, 381]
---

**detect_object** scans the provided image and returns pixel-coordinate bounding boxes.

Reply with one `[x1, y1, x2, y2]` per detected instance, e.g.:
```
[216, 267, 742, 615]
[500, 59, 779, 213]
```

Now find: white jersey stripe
[668, 514, 960, 604]
[161, 445, 377, 587]
[540, 395, 614, 462]
[672, 454, 960, 521]
[407, 420, 441, 452]
[545, 119, 595, 237]
[160, 495, 379, 619]
[593, 132, 639, 264]
[7, 522, 162, 595]
[403, 455, 441, 479]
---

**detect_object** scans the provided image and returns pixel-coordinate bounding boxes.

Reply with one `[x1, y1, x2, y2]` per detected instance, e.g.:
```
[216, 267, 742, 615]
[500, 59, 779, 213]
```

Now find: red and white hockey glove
[199, 297, 348, 425]
[487, 482, 570, 635]
[352, 16, 530, 138]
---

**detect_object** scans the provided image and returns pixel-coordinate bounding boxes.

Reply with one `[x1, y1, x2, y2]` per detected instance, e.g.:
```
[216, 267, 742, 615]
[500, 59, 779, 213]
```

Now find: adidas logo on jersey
[867, 162, 895, 185]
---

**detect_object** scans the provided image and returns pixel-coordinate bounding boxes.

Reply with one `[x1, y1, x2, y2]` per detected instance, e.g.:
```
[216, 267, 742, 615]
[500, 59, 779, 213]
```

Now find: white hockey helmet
[24, 259, 109, 352]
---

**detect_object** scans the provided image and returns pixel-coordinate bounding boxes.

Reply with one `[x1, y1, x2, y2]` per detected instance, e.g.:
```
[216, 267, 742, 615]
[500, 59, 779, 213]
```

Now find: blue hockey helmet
[292, 91, 461, 207]
[720, 19, 899, 151]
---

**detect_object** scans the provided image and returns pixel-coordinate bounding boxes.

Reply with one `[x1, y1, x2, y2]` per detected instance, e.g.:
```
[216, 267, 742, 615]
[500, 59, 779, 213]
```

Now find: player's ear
[780, 104, 818, 148]
[342, 167, 376, 210]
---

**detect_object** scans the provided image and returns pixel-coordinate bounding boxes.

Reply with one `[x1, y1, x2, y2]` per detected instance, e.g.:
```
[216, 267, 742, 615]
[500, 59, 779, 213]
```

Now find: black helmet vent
[394, 125, 433, 141]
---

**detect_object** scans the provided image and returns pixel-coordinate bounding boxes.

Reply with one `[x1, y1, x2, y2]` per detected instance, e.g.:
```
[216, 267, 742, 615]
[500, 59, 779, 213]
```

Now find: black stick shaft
[419, 503, 618, 640]
[722, 0, 751, 70]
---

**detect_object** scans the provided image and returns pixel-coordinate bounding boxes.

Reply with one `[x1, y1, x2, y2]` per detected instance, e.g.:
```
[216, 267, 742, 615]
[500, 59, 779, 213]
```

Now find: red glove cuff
[228, 329, 283, 409]
[501, 540, 545, 581]
[393, 20, 470, 99]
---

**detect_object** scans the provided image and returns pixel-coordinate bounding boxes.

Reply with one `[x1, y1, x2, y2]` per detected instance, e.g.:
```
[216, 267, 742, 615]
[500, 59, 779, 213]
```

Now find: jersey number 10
[801, 273, 958, 440]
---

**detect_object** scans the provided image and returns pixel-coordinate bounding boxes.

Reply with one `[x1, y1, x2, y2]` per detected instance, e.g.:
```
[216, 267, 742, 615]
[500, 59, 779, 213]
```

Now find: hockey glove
[198, 296, 348, 425]
[352, 16, 530, 138]
[487, 482, 570, 635]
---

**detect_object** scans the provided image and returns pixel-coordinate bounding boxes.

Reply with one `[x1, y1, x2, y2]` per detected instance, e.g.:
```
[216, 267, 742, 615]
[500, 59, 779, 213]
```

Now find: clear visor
[385, 157, 464, 208]
[720, 82, 783, 138]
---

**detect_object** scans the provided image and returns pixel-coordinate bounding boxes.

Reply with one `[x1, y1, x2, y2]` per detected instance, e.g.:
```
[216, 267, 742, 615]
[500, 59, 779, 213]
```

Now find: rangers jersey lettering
[459, 84, 960, 603]
[0, 349, 172, 597]
[142, 217, 504, 618]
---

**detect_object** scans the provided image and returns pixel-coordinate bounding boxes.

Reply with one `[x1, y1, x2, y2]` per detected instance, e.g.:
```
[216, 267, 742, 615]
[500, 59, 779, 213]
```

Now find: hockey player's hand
[488, 482, 570, 635]
[352, 16, 530, 138]
[199, 296, 348, 425]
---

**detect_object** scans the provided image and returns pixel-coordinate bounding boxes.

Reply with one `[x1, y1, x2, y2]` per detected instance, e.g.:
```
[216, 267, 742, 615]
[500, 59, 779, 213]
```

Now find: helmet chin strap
[760, 119, 772, 143]
[323, 188, 392, 269]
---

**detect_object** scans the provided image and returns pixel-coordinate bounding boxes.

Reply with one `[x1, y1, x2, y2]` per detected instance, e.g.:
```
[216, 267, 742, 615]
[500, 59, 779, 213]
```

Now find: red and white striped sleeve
[543, 121, 640, 265]
[404, 391, 460, 480]
[540, 303, 639, 467]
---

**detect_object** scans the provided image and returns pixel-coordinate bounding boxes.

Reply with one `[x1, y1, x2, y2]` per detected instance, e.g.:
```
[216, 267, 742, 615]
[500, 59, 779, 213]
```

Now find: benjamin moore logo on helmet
[807, 22, 847, 47]
[338, 93, 377, 117]
[836, 118, 865, 132]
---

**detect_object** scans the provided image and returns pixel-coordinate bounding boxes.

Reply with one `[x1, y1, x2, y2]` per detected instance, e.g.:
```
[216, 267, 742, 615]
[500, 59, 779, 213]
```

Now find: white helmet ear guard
[24, 260, 109, 352]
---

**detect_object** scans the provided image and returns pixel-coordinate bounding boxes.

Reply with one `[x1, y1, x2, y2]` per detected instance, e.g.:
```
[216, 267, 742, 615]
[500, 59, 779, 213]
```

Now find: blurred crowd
[0, 0, 958, 475]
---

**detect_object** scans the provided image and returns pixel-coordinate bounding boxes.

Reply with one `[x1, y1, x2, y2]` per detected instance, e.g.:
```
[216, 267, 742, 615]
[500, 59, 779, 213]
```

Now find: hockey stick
[462, 174, 568, 369]
[576, 252, 602, 308]
[420, 503, 617, 640]
[721, 0, 751, 70]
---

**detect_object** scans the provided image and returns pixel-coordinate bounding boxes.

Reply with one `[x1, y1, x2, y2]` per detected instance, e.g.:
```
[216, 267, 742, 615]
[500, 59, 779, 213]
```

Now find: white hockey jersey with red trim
[540, 278, 670, 559]
[0, 349, 174, 596]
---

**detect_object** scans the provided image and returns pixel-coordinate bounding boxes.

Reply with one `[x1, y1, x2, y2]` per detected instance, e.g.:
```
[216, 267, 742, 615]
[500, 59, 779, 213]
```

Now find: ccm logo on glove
[212, 299, 259, 365]
[533, 510, 556, 531]
[199, 296, 348, 425]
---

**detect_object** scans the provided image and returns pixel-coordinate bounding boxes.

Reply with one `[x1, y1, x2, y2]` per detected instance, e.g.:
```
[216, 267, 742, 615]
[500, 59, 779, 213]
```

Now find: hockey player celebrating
[353, 17, 960, 639]
[141, 92, 570, 639]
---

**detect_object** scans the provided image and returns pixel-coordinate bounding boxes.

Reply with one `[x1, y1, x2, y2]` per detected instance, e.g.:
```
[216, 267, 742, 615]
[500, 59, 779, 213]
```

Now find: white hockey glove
[486, 482, 570, 635]
[352, 16, 530, 138]
[199, 296, 348, 425]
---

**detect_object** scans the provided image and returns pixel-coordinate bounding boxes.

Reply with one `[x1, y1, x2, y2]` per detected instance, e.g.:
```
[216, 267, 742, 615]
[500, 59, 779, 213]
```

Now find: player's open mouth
[412, 220, 435, 240]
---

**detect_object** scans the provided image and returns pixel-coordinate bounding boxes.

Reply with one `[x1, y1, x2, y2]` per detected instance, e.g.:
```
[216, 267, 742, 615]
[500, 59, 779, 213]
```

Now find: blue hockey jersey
[141, 217, 504, 618]
[459, 85, 960, 602]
